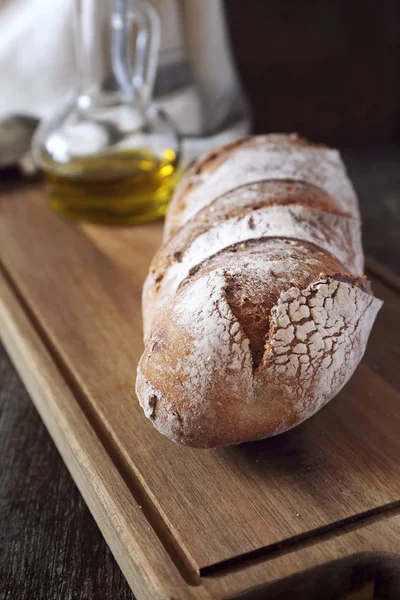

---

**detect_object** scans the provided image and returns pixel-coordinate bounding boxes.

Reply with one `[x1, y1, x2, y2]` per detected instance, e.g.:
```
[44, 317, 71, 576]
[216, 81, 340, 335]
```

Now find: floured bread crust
[143, 190, 363, 337]
[165, 133, 360, 240]
[136, 134, 382, 448]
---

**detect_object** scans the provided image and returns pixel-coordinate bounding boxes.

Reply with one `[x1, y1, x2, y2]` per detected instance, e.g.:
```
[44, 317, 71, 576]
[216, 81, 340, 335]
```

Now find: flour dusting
[174, 137, 359, 233]
[153, 204, 363, 320]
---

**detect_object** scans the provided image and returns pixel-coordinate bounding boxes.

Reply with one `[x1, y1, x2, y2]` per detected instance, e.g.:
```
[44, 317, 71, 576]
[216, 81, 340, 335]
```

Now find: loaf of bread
[136, 134, 382, 448]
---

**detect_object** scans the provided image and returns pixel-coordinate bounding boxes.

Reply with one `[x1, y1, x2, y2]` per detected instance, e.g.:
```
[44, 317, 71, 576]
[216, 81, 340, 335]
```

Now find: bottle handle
[111, 0, 160, 103]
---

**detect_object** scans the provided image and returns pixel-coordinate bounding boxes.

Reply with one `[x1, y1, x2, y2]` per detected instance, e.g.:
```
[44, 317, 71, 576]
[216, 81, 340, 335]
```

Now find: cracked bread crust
[136, 134, 382, 448]
[142, 181, 363, 338]
[137, 264, 382, 447]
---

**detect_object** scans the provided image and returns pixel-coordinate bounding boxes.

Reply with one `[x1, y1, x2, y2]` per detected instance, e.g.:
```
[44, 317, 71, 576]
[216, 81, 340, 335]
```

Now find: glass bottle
[32, 0, 181, 224]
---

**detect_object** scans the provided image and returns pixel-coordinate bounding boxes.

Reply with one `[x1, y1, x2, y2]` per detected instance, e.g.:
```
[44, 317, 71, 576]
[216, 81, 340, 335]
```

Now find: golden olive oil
[46, 148, 181, 224]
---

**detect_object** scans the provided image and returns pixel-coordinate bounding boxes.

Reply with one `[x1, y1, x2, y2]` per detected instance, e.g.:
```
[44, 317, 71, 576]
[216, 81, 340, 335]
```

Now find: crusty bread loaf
[136, 134, 382, 448]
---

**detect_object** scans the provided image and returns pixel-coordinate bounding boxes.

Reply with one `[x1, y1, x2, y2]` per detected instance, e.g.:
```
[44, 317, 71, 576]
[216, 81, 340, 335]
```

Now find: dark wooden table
[1, 147, 399, 600]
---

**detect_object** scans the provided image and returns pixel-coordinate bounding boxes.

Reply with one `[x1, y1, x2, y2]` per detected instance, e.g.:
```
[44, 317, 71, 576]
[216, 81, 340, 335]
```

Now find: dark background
[1, 2, 399, 599]
[227, 0, 400, 146]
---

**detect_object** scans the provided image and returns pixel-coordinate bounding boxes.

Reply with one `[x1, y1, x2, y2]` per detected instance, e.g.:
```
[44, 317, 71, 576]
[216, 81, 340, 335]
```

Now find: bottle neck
[74, 0, 123, 103]
[73, 0, 159, 106]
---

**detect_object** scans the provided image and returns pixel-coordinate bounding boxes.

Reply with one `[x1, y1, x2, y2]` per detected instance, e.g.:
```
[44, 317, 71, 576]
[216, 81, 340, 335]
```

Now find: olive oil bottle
[32, 0, 181, 224]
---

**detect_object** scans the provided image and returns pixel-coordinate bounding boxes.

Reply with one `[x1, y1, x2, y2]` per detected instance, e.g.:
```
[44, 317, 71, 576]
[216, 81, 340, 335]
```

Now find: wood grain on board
[0, 183, 399, 599]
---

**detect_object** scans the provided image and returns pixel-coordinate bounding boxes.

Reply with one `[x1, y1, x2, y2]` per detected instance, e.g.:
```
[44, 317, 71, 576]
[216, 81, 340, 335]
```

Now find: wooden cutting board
[1, 181, 399, 600]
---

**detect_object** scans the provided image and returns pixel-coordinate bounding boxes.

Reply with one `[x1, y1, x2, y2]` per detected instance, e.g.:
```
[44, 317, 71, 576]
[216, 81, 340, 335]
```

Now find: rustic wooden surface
[0, 342, 135, 600]
[0, 147, 400, 599]
[3, 257, 399, 600]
